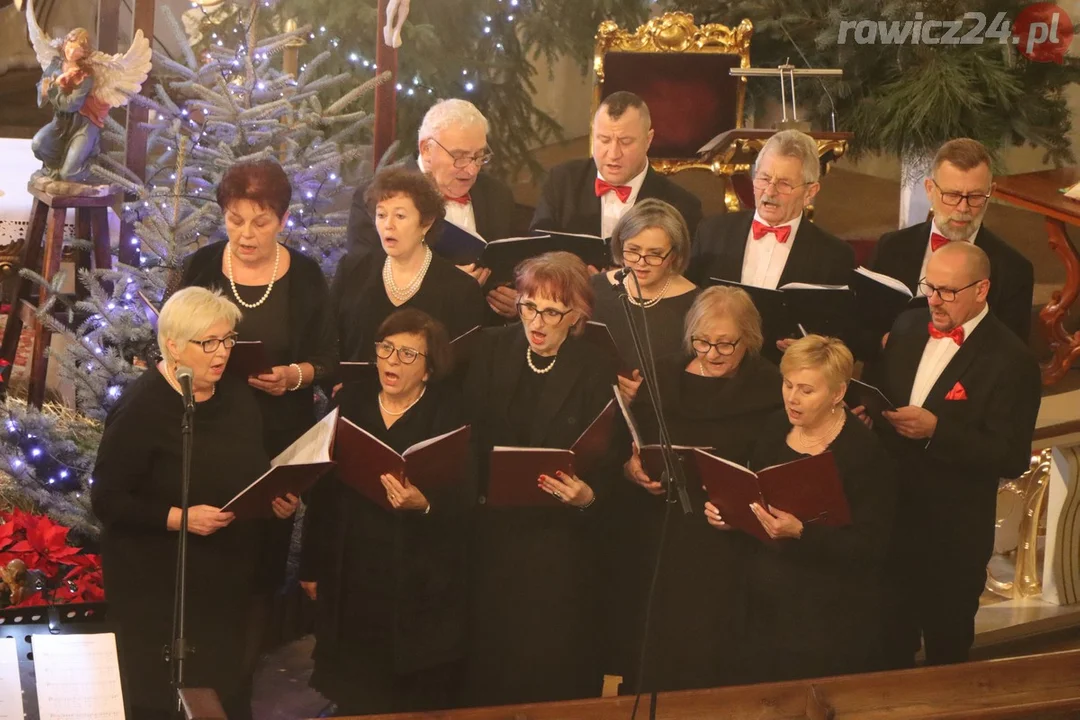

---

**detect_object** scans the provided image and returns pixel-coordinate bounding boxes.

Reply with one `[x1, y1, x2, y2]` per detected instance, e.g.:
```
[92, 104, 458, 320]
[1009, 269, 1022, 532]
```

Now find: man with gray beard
[870, 138, 1034, 343]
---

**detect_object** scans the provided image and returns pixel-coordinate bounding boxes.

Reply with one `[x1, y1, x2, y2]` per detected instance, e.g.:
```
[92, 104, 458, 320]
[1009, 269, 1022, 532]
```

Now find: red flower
[0, 511, 105, 607]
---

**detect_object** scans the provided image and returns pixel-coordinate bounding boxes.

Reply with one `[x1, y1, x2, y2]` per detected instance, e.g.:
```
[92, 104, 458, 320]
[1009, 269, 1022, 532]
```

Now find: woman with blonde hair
[706, 334, 897, 683]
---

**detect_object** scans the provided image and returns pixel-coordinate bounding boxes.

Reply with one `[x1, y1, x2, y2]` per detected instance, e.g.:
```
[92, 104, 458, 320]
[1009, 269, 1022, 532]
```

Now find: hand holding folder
[222, 409, 339, 519]
[334, 420, 471, 511]
[844, 379, 895, 425]
[694, 449, 851, 543]
[486, 399, 616, 507]
[226, 340, 274, 378]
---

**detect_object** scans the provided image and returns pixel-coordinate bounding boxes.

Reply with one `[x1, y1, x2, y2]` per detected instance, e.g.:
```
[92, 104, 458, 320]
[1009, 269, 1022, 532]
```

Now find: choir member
[609, 286, 782, 692]
[300, 309, 469, 715]
[346, 98, 515, 260]
[91, 287, 298, 720]
[590, 198, 699, 403]
[687, 130, 854, 353]
[863, 242, 1041, 667]
[870, 138, 1034, 343]
[707, 334, 896, 683]
[182, 158, 336, 604]
[464, 251, 619, 706]
[333, 166, 487, 362]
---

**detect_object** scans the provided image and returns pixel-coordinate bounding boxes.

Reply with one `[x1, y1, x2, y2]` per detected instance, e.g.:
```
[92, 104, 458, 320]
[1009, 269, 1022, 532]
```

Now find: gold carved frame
[592, 12, 754, 175]
[987, 449, 1052, 599]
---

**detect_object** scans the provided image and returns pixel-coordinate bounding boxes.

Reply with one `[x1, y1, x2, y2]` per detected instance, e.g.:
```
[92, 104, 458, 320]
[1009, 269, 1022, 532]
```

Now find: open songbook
[614, 386, 707, 484]
[226, 340, 274, 378]
[334, 421, 472, 511]
[487, 399, 616, 507]
[849, 266, 916, 339]
[222, 408, 339, 519]
[434, 222, 609, 286]
[693, 449, 851, 544]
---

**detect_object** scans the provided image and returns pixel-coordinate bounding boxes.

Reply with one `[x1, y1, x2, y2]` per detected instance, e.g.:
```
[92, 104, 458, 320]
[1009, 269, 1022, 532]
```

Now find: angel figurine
[26, 0, 151, 193]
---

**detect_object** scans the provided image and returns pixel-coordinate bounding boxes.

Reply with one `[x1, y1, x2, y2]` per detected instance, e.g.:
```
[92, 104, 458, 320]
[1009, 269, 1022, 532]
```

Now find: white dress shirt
[740, 212, 803, 289]
[909, 303, 988, 407]
[915, 220, 977, 297]
[417, 155, 479, 236]
[598, 161, 649, 239]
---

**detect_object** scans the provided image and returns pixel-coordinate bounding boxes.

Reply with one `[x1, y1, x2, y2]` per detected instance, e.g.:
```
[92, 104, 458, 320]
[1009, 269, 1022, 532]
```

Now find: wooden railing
[346, 649, 1080, 720]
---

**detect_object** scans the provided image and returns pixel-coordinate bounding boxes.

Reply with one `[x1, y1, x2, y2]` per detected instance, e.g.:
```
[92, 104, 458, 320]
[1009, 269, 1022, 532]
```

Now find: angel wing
[25, 0, 59, 70]
[87, 31, 152, 109]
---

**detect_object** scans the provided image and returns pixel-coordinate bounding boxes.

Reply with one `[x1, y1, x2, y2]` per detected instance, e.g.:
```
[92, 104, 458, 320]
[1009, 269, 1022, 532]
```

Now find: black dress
[300, 375, 469, 715]
[589, 273, 699, 371]
[463, 325, 621, 707]
[90, 367, 268, 719]
[182, 242, 338, 592]
[740, 410, 897, 683]
[603, 352, 783, 693]
[332, 248, 487, 362]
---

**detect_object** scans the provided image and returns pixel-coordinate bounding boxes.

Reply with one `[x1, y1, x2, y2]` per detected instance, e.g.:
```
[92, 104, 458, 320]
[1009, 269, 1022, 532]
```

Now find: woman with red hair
[463, 251, 620, 707]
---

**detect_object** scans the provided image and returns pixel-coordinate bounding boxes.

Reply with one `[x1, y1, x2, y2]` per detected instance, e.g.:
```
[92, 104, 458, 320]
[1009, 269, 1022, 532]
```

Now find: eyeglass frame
[517, 300, 573, 326]
[691, 336, 741, 357]
[374, 340, 427, 365]
[188, 333, 238, 353]
[427, 137, 494, 169]
[752, 173, 810, 196]
[621, 248, 673, 267]
[930, 179, 992, 209]
[917, 277, 985, 303]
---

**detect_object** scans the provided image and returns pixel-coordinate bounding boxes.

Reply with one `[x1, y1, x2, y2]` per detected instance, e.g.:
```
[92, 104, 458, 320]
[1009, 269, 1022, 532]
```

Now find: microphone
[175, 366, 195, 412]
[612, 266, 633, 284]
[779, 20, 839, 132]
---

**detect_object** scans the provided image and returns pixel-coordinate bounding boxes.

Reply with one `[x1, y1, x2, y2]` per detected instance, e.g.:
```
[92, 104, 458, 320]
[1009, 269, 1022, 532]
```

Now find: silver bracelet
[289, 363, 303, 391]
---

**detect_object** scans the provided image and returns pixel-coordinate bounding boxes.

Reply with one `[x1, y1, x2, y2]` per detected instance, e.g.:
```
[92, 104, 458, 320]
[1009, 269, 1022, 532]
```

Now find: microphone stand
[613, 270, 691, 720]
[167, 390, 196, 716]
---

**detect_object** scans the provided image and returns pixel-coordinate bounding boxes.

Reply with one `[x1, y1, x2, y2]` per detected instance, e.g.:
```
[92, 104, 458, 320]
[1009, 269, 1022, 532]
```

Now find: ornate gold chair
[593, 12, 753, 177]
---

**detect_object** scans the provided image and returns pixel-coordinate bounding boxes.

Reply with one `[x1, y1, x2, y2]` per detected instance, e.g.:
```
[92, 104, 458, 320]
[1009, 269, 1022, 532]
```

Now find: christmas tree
[668, 0, 1080, 166]
[0, 0, 379, 537]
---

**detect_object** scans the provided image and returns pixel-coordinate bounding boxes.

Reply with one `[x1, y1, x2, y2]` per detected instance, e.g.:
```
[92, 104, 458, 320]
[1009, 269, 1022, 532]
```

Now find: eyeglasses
[752, 174, 808, 195]
[918, 278, 984, 302]
[428, 137, 494, 169]
[622, 249, 672, 267]
[517, 301, 572, 326]
[189, 334, 238, 353]
[691, 337, 741, 356]
[374, 341, 426, 364]
[931, 179, 992, 209]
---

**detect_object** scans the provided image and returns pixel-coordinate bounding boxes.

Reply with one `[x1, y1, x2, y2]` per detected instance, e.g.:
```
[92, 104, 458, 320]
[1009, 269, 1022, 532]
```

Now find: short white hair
[157, 287, 242, 362]
[754, 129, 821, 185]
[417, 99, 490, 147]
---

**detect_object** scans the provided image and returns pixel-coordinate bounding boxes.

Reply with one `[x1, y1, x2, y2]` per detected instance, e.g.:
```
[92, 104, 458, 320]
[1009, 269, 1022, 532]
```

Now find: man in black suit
[871, 138, 1034, 344]
[687, 129, 854, 355]
[862, 242, 1041, 669]
[346, 98, 515, 272]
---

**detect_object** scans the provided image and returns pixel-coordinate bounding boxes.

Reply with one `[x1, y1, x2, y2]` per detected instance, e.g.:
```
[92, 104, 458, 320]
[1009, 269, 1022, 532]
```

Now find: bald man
[864, 242, 1041, 669]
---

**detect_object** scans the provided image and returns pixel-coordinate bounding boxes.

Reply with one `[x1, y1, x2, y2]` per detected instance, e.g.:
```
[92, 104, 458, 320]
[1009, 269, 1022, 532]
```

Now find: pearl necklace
[226, 243, 280, 309]
[384, 245, 433, 302]
[625, 273, 673, 309]
[378, 386, 426, 416]
[793, 410, 845, 449]
[526, 347, 557, 374]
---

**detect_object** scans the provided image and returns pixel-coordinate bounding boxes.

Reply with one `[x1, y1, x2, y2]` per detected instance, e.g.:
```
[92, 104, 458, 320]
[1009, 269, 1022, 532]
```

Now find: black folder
[844, 378, 896, 424]
[848, 267, 916, 339]
[708, 279, 856, 347]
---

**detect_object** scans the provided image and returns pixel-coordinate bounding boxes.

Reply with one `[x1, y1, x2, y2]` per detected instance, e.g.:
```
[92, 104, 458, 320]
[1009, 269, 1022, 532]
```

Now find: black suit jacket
[687, 210, 855, 287]
[346, 157, 517, 255]
[870, 220, 1034, 342]
[867, 308, 1041, 573]
[529, 158, 703, 238]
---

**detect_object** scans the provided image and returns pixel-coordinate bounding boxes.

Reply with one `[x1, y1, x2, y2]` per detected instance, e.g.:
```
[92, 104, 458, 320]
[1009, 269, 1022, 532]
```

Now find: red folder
[693, 449, 851, 543]
[613, 386, 707, 483]
[226, 340, 274, 378]
[334, 419, 472, 511]
[486, 399, 616, 507]
[222, 409, 339, 519]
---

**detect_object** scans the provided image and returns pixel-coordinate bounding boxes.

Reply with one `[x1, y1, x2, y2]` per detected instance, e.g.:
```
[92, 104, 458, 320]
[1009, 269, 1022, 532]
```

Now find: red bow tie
[930, 232, 950, 251]
[444, 194, 471, 206]
[928, 322, 964, 345]
[595, 178, 632, 203]
[751, 219, 792, 244]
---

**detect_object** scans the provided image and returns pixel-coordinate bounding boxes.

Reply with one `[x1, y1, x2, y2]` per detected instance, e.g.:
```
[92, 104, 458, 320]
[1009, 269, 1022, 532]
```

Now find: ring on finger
[553, 491, 562, 500]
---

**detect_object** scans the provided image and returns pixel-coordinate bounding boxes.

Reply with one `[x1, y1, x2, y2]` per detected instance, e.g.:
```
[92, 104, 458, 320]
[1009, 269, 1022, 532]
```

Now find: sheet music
[0, 638, 23, 720]
[272, 407, 339, 467]
[853, 266, 913, 296]
[32, 633, 125, 720]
